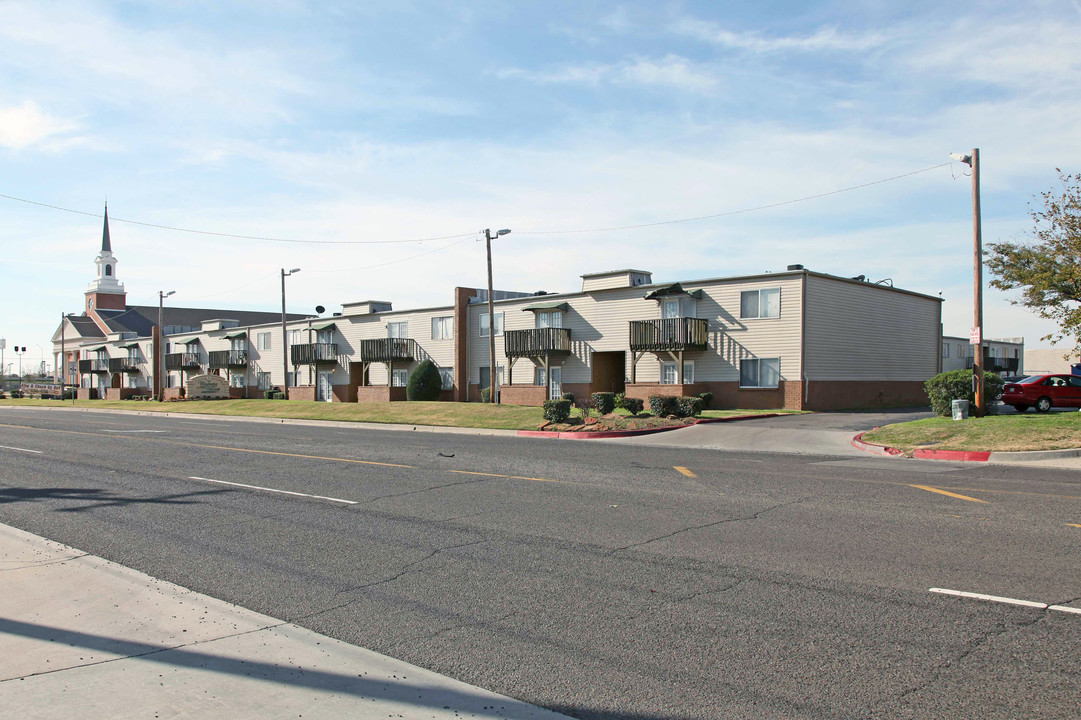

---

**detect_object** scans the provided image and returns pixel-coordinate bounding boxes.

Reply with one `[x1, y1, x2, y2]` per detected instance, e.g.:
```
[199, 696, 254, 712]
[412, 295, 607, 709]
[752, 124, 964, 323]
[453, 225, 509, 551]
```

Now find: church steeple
[102, 202, 111, 252]
[85, 202, 126, 314]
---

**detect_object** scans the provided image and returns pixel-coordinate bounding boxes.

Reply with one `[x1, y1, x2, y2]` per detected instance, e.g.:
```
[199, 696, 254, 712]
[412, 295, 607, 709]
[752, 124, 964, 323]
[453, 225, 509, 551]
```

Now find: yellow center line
[910, 484, 987, 503]
[674, 466, 697, 478]
[1067, 523, 1081, 528]
[447, 470, 562, 483]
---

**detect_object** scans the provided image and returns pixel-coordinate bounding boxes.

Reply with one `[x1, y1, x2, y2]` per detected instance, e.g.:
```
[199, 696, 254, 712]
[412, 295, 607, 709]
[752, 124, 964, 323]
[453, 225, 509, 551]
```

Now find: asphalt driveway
[607, 407, 934, 455]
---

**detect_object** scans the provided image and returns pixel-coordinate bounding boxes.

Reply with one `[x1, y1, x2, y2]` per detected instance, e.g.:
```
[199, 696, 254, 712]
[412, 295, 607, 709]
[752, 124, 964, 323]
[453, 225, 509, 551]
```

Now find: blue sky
[3, 0, 1081, 374]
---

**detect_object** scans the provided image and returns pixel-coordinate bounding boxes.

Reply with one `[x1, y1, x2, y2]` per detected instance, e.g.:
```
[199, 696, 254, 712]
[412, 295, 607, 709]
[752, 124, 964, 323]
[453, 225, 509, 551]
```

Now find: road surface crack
[605, 497, 807, 556]
[357, 476, 490, 505]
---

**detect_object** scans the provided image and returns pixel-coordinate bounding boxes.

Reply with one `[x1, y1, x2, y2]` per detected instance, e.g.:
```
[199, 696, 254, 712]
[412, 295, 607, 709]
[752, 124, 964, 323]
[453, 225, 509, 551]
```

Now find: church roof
[93, 305, 309, 337]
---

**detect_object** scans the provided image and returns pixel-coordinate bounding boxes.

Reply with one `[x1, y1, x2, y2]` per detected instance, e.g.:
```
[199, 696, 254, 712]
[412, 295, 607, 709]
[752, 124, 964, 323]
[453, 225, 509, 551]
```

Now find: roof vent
[852, 274, 866, 282]
[787, 264, 804, 271]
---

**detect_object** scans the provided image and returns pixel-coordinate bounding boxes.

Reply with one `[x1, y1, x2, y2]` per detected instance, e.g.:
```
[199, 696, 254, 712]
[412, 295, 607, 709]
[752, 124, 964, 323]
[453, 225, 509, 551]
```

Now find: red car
[1001, 374, 1081, 413]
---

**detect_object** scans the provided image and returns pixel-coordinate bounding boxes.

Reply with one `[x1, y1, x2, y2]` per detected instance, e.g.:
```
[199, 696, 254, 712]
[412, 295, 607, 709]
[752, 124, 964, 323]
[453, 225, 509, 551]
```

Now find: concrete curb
[850, 430, 904, 457]
[517, 413, 784, 440]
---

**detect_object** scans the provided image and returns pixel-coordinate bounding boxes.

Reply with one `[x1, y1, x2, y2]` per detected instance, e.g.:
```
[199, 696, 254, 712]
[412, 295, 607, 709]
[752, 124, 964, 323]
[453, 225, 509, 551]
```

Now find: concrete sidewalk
[0, 523, 570, 720]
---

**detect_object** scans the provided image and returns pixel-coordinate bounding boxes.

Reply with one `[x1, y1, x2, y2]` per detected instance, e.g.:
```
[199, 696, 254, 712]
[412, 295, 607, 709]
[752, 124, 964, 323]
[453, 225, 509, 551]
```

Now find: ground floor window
[739, 358, 780, 388]
[230, 374, 245, 388]
[535, 367, 546, 386]
[660, 361, 694, 384]
[257, 372, 272, 390]
[480, 365, 505, 390]
[127, 375, 138, 389]
[391, 368, 408, 387]
[439, 368, 453, 391]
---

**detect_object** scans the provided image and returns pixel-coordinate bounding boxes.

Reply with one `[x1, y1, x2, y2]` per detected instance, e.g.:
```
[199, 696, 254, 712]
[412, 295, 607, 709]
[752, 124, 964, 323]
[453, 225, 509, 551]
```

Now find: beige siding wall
[331, 307, 456, 386]
[467, 275, 804, 387]
[804, 275, 941, 381]
[1024, 348, 1079, 375]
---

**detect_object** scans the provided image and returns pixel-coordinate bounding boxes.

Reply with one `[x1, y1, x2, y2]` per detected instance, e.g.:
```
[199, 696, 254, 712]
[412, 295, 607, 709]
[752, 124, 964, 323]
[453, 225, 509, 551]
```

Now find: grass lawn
[862, 411, 1081, 452]
[0, 397, 796, 432]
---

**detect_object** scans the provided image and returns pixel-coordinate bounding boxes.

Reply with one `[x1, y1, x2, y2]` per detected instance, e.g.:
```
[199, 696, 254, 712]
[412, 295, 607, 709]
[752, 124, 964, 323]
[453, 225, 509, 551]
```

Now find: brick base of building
[355, 385, 408, 402]
[76, 388, 98, 400]
[803, 380, 927, 411]
[162, 388, 184, 401]
[104, 388, 151, 401]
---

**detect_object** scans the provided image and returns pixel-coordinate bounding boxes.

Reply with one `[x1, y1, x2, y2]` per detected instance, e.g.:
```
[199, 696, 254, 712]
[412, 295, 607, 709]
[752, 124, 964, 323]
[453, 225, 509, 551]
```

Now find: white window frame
[316, 328, 334, 345]
[287, 329, 302, 346]
[479, 365, 505, 388]
[257, 372, 272, 390]
[391, 368, 409, 387]
[660, 361, 694, 385]
[439, 368, 453, 391]
[431, 316, 453, 340]
[480, 312, 504, 337]
[230, 374, 245, 388]
[127, 374, 138, 389]
[739, 358, 780, 388]
[535, 366, 546, 386]
[387, 321, 408, 339]
[231, 337, 248, 352]
[257, 332, 271, 350]
[127, 346, 139, 362]
[942, 342, 950, 358]
[740, 288, 781, 320]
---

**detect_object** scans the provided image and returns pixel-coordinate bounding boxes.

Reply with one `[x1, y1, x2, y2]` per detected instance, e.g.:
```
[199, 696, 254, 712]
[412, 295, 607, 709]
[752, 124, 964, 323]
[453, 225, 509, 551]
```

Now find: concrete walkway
[0, 523, 570, 720]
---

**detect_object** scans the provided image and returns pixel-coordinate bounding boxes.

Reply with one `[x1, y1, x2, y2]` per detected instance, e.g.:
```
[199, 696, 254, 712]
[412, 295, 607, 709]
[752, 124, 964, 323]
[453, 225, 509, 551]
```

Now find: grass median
[862, 411, 1081, 453]
[0, 397, 793, 432]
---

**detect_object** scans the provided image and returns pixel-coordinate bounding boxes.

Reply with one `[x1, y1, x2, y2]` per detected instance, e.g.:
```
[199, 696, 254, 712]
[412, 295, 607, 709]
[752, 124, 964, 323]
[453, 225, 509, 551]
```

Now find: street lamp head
[949, 152, 972, 166]
[163, 290, 175, 298]
[496, 229, 511, 236]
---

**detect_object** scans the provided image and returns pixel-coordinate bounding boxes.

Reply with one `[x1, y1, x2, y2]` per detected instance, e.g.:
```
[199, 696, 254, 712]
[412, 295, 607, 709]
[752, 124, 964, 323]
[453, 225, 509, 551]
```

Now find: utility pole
[484, 229, 511, 403]
[158, 290, 175, 401]
[281, 268, 300, 400]
[950, 149, 984, 416]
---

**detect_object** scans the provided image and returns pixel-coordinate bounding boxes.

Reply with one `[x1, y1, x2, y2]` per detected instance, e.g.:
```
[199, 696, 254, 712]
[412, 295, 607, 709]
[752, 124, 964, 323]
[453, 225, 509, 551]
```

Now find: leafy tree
[986, 170, 1081, 352]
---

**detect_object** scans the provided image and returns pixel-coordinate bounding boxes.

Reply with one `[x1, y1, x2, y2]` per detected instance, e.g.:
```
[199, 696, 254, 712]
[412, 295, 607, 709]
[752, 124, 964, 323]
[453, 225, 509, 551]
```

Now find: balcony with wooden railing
[290, 343, 338, 365]
[965, 356, 1019, 374]
[209, 350, 248, 368]
[504, 328, 572, 358]
[165, 352, 202, 370]
[359, 338, 415, 363]
[629, 318, 708, 352]
[108, 357, 140, 373]
[78, 359, 109, 373]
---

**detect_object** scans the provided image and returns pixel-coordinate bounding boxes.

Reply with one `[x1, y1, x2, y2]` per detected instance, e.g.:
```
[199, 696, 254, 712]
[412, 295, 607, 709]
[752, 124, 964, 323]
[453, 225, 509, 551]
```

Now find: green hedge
[924, 369, 1005, 416]
[677, 396, 704, 417]
[406, 360, 441, 401]
[648, 395, 677, 416]
[592, 392, 616, 414]
[621, 397, 644, 415]
[697, 392, 713, 409]
[543, 398, 572, 423]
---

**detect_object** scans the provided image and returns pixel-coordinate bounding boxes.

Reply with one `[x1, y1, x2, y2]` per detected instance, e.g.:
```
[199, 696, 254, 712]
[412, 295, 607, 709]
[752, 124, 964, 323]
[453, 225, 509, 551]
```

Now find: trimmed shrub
[924, 369, 1005, 416]
[543, 398, 572, 423]
[263, 389, 278, 399]
[480, 386, 491, 403]
[561, 392, 575, 403]
[677, 396, 704, 417]
[697, 391, 713, 409]
[621, 397, 644, 415]
[592, 392, 616, 414]
[649, 395, 679, 417]
[406, 360, 441, 401]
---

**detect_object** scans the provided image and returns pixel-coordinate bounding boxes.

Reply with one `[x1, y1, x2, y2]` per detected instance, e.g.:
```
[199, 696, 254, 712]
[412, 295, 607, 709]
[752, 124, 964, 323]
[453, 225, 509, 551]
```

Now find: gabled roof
[64, 315, 106, 339]
[93, 305, 310, 338]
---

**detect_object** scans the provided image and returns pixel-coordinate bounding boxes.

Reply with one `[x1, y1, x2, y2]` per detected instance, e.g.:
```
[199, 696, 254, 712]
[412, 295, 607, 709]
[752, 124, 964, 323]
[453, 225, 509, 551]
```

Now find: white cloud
[669, 19, 886, 53]
[497, 54, 718, 93]
[0, 101, 79, 150]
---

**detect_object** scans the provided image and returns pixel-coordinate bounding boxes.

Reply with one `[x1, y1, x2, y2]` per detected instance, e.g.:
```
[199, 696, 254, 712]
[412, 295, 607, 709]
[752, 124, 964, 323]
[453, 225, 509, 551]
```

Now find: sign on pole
[970, 326, 982, 345]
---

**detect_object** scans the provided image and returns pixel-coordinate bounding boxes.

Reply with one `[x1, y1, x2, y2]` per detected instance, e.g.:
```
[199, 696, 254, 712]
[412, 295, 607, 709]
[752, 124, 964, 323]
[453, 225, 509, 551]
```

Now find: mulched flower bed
[536, 413, 695, 433]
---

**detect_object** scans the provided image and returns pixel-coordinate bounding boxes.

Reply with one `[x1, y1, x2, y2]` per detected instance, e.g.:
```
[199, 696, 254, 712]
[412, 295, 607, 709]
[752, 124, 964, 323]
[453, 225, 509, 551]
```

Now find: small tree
[925, 369, 1005, 417]
[406, 360, 442, 401]
[986, 170, 1081, 353]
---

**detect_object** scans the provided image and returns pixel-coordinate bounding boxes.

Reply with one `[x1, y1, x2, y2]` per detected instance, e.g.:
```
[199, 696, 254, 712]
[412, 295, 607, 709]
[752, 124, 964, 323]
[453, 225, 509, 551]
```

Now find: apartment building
[941, 335, 1024, 376]
[54, 215, 944, 411]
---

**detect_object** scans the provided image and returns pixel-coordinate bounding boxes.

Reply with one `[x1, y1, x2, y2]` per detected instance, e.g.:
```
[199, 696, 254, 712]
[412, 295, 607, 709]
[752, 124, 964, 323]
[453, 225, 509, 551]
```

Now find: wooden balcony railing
[165, 352, 202, 370]
[78, 359, 109, 373]
[504, 328, 572, 358]
[290, 343, 338, 365]
[965, 356, 1019, 373]
[108, 357, 140, 373]
[629, 318, 708, 352]
[359, 338, 415, 363]
[208, 350, 248, 368]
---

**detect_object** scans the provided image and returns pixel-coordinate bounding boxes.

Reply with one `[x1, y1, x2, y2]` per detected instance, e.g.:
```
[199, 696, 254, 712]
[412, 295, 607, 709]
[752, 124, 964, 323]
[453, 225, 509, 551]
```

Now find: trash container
[952, 399, 969, 421]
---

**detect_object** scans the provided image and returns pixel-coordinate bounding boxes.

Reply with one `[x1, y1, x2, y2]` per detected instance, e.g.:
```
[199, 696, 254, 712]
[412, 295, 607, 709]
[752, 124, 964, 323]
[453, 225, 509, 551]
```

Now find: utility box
[952, 399, 970, 421]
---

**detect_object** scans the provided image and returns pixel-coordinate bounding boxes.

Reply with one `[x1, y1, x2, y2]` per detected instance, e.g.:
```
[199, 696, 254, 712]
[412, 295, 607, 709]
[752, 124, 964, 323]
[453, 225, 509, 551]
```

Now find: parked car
[1001, 374, 1081, 413]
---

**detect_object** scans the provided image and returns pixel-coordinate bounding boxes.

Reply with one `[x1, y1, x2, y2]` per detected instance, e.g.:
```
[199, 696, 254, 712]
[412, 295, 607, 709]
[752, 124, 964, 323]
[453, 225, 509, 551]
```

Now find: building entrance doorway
[591, 351, 626, 395]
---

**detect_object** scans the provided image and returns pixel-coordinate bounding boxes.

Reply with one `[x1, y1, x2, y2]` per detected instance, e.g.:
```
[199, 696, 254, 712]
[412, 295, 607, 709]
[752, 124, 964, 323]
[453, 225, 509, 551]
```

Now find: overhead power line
[0, 162, 951, 245]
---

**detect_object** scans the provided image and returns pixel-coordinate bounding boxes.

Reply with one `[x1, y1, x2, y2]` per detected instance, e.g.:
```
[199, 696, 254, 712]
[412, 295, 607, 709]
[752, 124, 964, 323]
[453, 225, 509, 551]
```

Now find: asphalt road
[1, 406, 1079, 719]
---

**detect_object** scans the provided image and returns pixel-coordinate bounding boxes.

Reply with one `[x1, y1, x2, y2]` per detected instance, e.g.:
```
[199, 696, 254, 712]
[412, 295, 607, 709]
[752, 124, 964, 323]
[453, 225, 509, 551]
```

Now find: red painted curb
[517, 412, 783, 440]
[851, 430, 904, 456]
[912, 448, 991, 462]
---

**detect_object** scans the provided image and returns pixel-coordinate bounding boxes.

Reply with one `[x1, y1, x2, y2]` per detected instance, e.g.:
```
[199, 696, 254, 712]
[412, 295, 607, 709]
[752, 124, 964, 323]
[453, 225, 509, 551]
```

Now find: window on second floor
[431, 316, 453, 340]
[480, 312, 504, 337]
[535, 311, 562, 329]
[287, 329, 302, 346]
[257, 332, 271, 350]
[740, 288, 781, 319]
[387, 321, 408, 338]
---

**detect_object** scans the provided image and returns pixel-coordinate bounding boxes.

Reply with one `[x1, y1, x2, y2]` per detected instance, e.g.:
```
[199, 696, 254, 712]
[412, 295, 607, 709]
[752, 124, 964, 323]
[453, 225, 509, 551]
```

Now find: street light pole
[158, 290, 175, 401]
[281, 268, 300, 400]
[14, 346, 26, 392]
[484, 229, 511, 404]
[951, 149, 984, 416]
